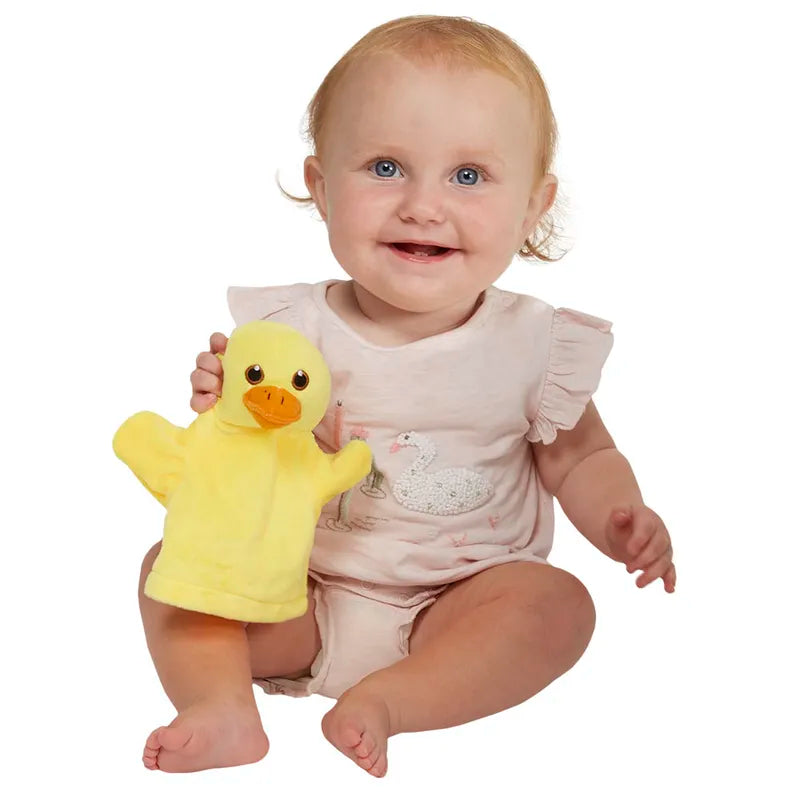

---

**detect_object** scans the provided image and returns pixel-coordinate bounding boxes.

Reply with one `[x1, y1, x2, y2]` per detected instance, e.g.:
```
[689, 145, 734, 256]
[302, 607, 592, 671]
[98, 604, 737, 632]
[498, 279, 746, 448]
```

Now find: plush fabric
[113, 320, 371, 622]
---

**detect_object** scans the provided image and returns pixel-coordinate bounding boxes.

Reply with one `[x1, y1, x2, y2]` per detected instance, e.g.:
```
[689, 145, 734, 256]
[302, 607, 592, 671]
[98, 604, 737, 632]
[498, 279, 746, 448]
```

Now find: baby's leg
[138, 542, 320, 772]
[322, 561, 595, 777]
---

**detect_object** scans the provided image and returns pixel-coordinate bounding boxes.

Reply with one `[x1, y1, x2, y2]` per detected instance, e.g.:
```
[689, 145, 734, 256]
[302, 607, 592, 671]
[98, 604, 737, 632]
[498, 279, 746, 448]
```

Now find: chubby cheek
[489, 197, 531, 254]
[460, 203, 519, 256]
[328, 214, 375, 262]
[328, 183, 387, 246]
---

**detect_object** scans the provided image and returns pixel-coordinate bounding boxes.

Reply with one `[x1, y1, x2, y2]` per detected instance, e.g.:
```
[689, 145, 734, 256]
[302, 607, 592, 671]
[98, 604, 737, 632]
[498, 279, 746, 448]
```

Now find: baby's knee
[510, 565, 596, 650]
[553, 571, 596, 658]
[549, 569, 596, 640]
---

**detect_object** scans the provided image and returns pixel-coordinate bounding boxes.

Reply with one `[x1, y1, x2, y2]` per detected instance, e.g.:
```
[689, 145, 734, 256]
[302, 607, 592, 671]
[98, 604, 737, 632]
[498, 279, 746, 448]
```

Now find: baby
[138, 14, 676, 778]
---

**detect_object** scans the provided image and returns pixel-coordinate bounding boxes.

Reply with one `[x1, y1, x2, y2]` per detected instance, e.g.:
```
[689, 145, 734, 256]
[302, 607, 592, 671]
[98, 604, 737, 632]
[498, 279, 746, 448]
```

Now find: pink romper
[227, 280, 614, 698]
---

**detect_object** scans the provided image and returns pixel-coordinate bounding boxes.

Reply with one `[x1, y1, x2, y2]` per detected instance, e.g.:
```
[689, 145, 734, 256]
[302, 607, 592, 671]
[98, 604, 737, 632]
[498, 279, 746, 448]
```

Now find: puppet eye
[292, 370, 309, 390]
[245, 365, 264, 385]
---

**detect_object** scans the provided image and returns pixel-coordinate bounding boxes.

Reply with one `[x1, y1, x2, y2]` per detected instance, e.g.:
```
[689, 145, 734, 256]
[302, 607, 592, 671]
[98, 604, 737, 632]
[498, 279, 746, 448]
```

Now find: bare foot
[142, 697, 269, 772]
[321, 688, 393, 778]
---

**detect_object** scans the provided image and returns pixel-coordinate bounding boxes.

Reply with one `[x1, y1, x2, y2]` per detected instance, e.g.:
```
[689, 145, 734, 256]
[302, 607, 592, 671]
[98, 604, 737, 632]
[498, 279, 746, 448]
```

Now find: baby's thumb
[210, 332, 228, 355]
[611, 507, 632, 526]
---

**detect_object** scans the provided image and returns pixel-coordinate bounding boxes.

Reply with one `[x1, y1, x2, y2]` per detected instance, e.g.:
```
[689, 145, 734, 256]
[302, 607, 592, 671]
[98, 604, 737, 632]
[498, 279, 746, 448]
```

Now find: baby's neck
[326, 281, 483, 347]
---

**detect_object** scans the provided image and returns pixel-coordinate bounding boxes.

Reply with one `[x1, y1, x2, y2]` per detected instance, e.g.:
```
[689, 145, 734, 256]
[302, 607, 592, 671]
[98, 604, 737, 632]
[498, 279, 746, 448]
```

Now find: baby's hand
[190, 332, 228, 413]
[605, 504, 676, 593]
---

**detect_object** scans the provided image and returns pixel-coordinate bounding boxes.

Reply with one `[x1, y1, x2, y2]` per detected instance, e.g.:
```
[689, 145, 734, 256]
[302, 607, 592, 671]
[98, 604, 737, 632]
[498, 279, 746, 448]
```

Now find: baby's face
[305, 53, 555, 314]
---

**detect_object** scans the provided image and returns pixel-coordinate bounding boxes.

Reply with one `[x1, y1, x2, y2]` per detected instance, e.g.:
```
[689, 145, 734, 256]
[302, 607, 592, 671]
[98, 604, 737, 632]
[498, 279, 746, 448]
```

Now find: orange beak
[243, 385, 301, 429]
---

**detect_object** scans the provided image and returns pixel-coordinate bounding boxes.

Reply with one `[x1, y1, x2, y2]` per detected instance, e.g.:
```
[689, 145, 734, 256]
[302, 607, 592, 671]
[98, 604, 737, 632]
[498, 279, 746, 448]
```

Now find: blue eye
[371, 159, 398, 178]
[454, 167, 481, 186]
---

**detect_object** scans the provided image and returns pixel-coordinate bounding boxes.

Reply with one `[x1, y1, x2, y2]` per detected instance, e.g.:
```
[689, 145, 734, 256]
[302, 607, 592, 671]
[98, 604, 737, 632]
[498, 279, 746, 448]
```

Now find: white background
[2, 1, 797, 797]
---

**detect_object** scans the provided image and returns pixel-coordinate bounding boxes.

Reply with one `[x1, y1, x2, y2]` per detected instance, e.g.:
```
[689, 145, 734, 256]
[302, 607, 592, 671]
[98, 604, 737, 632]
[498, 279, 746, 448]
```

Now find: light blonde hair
[278, 14, 567, 263]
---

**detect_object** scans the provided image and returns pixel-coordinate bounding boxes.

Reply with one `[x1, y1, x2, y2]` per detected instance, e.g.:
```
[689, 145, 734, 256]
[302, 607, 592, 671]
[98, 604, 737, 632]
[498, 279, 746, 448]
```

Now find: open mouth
[387, 242, 457, 260]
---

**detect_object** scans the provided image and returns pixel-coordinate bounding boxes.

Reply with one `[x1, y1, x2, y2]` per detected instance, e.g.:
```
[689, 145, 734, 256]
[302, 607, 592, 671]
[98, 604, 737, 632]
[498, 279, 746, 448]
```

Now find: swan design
[390, 431, 493, 515]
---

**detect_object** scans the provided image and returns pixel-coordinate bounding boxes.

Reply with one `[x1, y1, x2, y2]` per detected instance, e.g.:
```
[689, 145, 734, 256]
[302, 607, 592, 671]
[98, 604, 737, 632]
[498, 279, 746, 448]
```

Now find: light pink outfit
[227, 280, 613, 698]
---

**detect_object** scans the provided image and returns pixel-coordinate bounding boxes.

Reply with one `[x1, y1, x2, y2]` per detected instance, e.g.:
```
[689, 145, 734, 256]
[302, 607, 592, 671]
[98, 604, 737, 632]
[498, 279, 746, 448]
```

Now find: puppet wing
[113, 411, 187, 507]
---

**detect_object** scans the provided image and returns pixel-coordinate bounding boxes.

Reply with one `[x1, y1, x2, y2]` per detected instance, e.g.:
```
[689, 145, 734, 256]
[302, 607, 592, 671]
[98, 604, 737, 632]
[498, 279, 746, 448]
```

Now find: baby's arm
[190, 332, 228, 412]
[532, 400, 676, 592]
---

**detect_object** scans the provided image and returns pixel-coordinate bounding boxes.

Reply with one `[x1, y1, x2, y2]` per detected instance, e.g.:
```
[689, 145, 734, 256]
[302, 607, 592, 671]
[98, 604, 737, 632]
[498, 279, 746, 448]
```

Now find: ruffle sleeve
[226, 283, 310, 327]
[527, 307, 614, 445]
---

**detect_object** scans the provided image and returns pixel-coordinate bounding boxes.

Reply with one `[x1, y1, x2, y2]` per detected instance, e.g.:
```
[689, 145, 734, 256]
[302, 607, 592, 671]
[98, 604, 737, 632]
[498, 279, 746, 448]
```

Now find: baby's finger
[196, 350, 224, 377]
[190, 392, 217, 414]
[626, 512, 659, 557]
[626, 534, 668, 573]
[663, 563, 677, 593]
[634, 550, 674, 589]
[210, 332, 228, 355]
[191, 367, 222, 396]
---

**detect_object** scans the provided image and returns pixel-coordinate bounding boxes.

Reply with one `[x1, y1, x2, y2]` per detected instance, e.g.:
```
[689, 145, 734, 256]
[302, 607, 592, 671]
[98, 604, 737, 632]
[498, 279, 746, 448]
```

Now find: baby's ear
[304, 155, 328, 222]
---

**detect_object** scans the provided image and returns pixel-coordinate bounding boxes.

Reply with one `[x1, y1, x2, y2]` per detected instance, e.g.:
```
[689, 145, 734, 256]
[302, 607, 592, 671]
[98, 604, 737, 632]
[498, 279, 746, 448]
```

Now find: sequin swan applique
[389, 431, 493, 515]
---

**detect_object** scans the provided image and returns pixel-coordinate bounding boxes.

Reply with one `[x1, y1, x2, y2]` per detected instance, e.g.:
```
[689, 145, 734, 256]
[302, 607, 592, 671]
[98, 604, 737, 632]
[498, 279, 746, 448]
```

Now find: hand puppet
[113, 320, 371, 623]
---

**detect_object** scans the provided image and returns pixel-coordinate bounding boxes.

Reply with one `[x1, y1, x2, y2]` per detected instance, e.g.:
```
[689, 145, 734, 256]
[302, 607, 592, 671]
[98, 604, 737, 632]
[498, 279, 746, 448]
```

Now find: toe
[370, 754, 388, 778]
[353, 728, 374, 759]
[355, 752, 376, 771]
[145, 727, 164, 751]
[361, 748, 387, 778]
[143, 728, 164, 770]
[339, 719, 366, 751]
[352, 733, 387, 777]
[142, 753, 159, 770]
[158, 717, 195, 753]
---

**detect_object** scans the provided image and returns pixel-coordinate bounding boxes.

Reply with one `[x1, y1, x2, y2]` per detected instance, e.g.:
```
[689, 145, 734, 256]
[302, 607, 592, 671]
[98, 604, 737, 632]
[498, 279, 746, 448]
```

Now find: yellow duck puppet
[113, 320, 371, 623]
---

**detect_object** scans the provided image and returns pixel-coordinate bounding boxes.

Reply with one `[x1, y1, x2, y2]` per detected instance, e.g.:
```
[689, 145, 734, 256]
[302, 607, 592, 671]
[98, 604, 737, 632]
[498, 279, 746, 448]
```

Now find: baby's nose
[397, 180, 446, 225]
